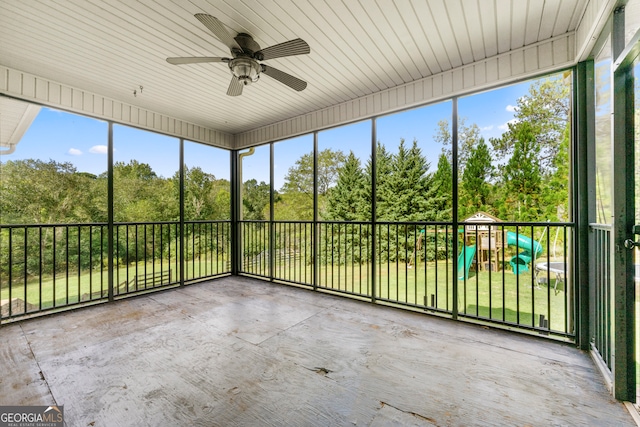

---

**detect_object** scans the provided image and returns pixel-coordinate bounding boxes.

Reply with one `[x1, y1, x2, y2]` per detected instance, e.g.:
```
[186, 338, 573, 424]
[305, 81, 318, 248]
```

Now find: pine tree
[326, 152, 367, 221]
[384, 139, 435, 221]
[363, 142, 392, 221]
[431, 154, 452, 221]
[502, 122, 542, 221]
[460, 138, 494, 217]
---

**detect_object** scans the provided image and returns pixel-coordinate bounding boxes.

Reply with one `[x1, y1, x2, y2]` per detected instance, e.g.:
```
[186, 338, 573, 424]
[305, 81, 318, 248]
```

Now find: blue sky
[1, 78, 534, 189]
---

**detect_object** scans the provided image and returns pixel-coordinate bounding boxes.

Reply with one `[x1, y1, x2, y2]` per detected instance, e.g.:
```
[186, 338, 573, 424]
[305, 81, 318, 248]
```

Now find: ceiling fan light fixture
[229, 58, 260, 85]
[168, 14, 310, 95]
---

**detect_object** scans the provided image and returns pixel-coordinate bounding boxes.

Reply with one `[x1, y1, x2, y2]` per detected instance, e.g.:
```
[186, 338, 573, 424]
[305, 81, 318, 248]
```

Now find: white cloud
[68, 148, 82, 156]
[89, 145, 108, 154]
[481, 125, 494, 131]
[505, 104, 517, 112]
[498, 118, 519, 131]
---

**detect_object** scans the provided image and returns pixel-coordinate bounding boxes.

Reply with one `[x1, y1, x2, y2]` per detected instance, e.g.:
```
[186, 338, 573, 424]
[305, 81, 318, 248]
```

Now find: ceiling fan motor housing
[234, 33, 261, 56]
[230, 33, 262, 85]
[229, 57, 261, 85]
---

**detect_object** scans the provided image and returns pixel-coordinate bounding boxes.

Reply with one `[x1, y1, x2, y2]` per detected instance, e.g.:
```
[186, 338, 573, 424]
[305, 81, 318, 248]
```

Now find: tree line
[271, 77, 570, 224]
[0, 76, 569, 276]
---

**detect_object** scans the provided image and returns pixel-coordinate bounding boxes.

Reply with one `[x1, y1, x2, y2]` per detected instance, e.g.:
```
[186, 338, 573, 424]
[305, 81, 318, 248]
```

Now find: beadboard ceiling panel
[0, 0, 588, 140]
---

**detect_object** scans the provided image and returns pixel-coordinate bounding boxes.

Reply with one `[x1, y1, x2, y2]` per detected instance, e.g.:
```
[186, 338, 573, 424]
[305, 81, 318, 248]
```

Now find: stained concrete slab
[0, 276, 635, 426]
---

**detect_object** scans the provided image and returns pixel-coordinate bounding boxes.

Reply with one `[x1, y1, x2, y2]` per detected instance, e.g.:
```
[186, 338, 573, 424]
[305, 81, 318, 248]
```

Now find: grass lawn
[271, 259, 570, 334]
[3, 256, 569, 335]
[1, 255, 229, 313]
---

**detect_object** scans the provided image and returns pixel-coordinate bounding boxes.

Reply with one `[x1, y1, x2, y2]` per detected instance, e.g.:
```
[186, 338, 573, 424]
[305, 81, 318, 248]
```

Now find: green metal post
[452, 98, 459, 320]
[230, 150, 240, 275]
[611, 5, 636, 402]
[313, 132, 319, 291]
[371, 118, 377, 303]
[270, 142, 275, 281]
[179, 138, 185, 287]
[107, 122, 114, 301]
[575, 60, 595, 350]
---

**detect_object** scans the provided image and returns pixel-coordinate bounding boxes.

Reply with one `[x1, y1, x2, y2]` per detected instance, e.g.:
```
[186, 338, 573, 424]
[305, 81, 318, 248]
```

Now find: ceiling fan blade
[166, 57, 228, 65]
[256, 38, 310, 61]
[261, 65, 307, 91]
[227, 75, 243, 96]
[195, 14, 243, 52]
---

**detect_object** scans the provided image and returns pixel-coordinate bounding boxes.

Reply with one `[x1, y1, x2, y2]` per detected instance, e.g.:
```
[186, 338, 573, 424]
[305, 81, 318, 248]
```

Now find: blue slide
[506, 231, 542, 275]
[457, 245, 476, 280]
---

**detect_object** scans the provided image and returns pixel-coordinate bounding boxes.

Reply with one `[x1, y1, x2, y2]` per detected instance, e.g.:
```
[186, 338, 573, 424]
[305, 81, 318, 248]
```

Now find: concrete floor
[0, 276, 635, 426]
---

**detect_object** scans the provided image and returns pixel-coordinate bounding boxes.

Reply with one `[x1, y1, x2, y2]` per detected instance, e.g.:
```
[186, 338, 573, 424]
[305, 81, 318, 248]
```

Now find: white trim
[235, 33, 576, 149]
[0, 66, 234, 149]
[623, 402, 640, 426]
[575, 0, 618, 61]
[590, 347, 614, 393]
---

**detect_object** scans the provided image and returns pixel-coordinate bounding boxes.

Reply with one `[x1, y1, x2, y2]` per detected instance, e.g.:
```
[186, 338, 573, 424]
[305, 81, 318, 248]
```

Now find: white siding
[0, 65, 233, 148]
[235, 33, 576, 149]
[576, 0, 618, 61]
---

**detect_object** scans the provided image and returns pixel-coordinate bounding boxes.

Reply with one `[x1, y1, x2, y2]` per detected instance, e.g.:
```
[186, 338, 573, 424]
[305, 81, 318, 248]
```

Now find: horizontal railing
[2, 218, 573, 338]
[239, 219, 575, 338]
[0, 220, 231, 321]
[590, 223, 612, 371]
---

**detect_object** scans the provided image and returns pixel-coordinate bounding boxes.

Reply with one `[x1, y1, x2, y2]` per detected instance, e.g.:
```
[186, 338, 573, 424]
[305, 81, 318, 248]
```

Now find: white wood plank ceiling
[0, 0, 587, 137]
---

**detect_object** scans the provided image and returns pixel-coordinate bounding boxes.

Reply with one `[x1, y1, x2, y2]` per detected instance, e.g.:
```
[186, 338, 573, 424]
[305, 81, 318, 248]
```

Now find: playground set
[408, 211, 565, 290]
[457, 212, 543, 280]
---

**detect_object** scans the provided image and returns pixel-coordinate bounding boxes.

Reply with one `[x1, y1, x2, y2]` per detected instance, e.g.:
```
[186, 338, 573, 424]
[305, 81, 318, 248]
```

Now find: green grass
[264, 258, 569, 333]
[2, 256, 569, 335]
[1, 255, 229, 312]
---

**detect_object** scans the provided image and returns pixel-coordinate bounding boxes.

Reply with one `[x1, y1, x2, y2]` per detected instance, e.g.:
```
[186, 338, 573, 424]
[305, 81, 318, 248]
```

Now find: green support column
[107, 122, 114, 301]
[313, 132, 319, 291]
[575, 60, 595, 350]
[611, 5, 636, 402]
[371, 118, 377, 303]
[452, 98, 459, 320]
[179, 139, 185, 287]
[270, 143, 275, 281]
[230, 150, 240, 275]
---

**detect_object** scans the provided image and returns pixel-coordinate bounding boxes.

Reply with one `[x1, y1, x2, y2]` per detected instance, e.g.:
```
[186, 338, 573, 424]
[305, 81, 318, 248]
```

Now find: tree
[181, 166, 214, 219]
[500, 121, 543, 221]
[430, 154, 452, 221]
[491, 77, 570, 175]
[281, 149, 346, 195]
[326, 152, 367, 221]
[177, 166, 230, 220]
[488, 76, 571, 221]
[242, 179, 270, 220]
[540, 126, 570, 221]
[433, 117, 482, 172]
[381, 139, 435, 221]
[0, 159, 101, 224]
[364, 142, 392, 220]
[460, 138, 494, 217]
[111, 160, 177, 222]
[280, 148, 346, 219]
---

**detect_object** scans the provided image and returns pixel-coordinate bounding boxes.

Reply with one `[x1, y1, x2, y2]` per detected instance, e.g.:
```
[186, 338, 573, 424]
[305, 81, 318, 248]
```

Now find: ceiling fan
[167, 14, 310, 96]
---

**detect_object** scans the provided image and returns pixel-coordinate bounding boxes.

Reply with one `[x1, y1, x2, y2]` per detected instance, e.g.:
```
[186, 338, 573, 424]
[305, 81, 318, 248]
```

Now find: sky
[1, 77, 536, 190]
